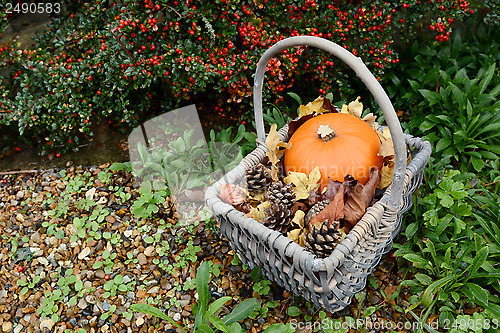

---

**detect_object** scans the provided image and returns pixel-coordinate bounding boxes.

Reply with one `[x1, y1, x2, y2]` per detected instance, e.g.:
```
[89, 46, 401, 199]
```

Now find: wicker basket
[205, 36, 432, 313]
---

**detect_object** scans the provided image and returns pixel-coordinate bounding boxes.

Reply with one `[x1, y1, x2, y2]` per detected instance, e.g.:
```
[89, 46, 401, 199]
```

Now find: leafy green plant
[131, 261, 259, 333]
[37, 268, 92, 323]
[17, 275, 41, 295]
[395, 169, 500, 327]
[131, 185, 168, 220]
[102, 274, 135, 298]
[93, 249, 118, 275]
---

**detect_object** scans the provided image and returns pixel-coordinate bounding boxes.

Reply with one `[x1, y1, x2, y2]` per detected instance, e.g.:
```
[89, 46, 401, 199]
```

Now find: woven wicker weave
[205, 36, 431, 313]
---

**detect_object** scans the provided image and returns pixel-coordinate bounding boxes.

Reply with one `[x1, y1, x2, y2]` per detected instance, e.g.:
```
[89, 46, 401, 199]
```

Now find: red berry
[104, 274, 110, 280]
[17, 266, 24, 272]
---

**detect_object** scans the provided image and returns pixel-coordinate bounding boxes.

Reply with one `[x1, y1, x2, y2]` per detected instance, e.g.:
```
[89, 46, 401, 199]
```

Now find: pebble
[30, 232, 42, 244]
[78, 247, 91, 260]
[78, 298, 88, 309]
[86, 295, 97, 304]
[13, 324, 23, 333]
[39, 318, 55, 331]
[103, 300, 111, 312]
[144, 246, 155, 257]
[137, 253, 147, 265]
[95, 269, 105, 279]
[2, 322, 12, 332]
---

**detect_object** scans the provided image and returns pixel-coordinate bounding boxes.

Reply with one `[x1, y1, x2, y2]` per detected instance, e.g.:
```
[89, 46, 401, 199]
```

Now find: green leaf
[130, 304, 186, 333]
[68, 296, 78, 306]
[74, 280, 83, 292]
[17, 279, 28, 286]
[484, 303, 500, 319]
[421, 275, 456, 307]
[228, 322, 244, 333]
[415, 274, 433, 286]
[403, 254, 430, 269]
[196, 261, 211, 317]
[196, 324, 214, 333]
[206, 296, 232, 318]
[223, 298, 259, 325]
[287, 92, 302, 106]
[263, 324, 293, 333]
[405, 222, 418, 239]
[465, 283, 489, 306]
[286, 306, 302, 316]
[209, 317, 229, 333]
[467, 246, 489, 279]
[470, 156, 484, 172]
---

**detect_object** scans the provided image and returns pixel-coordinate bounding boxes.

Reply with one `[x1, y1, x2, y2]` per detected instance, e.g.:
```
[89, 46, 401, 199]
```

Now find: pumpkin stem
[317, 124, 336, 142]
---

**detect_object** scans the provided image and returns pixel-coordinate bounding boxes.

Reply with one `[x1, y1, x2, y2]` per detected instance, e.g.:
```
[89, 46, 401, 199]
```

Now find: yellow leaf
[287, 228, 302, 245]
[362, 113, 378, 131]
[348, 96, 363, 118]
[378, 162, 394, 189]
[265, 124, 291, 181]
[248, 201, 271, 222]
[291, 210, 305, 228]
[283, 166, 321, 200]
[298, 96, 326, 118]
[378, 137, 394, 158]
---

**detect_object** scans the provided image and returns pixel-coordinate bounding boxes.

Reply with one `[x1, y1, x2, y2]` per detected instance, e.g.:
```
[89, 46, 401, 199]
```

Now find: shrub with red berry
[0, 0, 496, 154]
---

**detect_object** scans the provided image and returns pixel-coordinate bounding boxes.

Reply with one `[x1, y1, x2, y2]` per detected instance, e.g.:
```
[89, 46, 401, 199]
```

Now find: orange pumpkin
[284, 113, 383, 187]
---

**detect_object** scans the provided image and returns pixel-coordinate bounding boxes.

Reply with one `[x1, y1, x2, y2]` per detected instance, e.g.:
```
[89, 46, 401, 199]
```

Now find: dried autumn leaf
[341, 96, 363, 118]
[283, 166, 321, 200]
[266, 124, 291, 181]
[322, 178, 342, 201]
[287, 228, 306, 247]
[287, 113, 315, 139]
[218, 184, 247, 206]
[247, 201, 272, 222]
[298, 96, 326, 117]
[379, 137, 395, 158]
[291, 210, 305, 229]
[378, 160, 394, 189]
[362, 113, 378, 131]
[309, 183, 345, 229]
[343, 168, 381, 232]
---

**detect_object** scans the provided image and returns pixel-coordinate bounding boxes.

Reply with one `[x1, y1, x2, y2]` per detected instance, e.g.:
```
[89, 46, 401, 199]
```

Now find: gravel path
[0, 163, 418, 333]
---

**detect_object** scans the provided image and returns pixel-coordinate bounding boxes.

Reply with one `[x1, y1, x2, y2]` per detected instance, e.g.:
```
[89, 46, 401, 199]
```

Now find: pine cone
[304, 220, 345, 258]
[266, 181, 296, 208]
[304, 199, 330, 225]
[262, 203, 294, 233]
[246, 163, 271, 194]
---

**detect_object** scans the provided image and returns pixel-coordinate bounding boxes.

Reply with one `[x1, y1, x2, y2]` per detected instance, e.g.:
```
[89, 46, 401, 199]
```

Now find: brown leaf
[308, 190, 322, 206]
[287, 113, 314, 139]
[322, 178, 342, 201]
[291, 201, 308, 216]
[321, 97, 339, 113]
[343, 168, 381, 232]
[309, 183, 345, 229]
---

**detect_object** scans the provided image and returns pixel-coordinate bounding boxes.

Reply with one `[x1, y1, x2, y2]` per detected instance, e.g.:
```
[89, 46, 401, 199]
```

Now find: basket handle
[253, 36, 407, 209]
